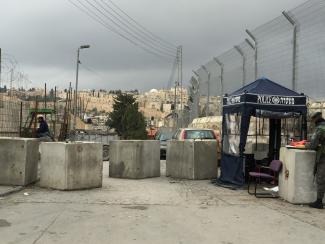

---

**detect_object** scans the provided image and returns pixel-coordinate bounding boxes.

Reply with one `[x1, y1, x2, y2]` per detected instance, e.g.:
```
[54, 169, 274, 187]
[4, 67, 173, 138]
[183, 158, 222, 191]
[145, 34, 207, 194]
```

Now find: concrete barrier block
[0, 137, 39, 186]
[166, 140, 218, 180]
[40, 142, 103, 190]
[279, 147, 324, 204]
[109, 140, 160, 179]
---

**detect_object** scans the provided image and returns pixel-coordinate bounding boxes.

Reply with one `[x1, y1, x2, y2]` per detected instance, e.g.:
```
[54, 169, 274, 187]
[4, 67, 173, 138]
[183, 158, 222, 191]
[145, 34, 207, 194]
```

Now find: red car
[172, 128, 218, 141]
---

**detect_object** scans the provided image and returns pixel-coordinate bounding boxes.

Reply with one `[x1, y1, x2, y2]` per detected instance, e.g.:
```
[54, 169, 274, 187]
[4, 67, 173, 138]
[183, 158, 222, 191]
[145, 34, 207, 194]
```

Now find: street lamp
[73, 44, 90, 133]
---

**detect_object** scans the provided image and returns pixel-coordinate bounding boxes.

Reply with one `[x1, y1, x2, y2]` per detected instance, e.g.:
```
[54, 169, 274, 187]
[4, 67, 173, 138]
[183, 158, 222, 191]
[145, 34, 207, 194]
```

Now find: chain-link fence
[0, 95, 30, 137]
[187, 0, 325, 124]
[0, 92, 72, 139]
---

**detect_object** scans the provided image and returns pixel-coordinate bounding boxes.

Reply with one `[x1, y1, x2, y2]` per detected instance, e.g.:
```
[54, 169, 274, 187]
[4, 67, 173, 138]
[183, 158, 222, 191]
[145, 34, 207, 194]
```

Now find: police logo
[272, 96, 280, 104]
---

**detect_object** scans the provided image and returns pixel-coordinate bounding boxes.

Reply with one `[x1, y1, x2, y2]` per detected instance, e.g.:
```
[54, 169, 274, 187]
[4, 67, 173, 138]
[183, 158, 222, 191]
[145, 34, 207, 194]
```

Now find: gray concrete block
[109, 140, 160, 179]
[40, 142, 103, 190]
[279, 147, 324, 204]
[0, 137, 39, 186]
[166, 140, 218, 180]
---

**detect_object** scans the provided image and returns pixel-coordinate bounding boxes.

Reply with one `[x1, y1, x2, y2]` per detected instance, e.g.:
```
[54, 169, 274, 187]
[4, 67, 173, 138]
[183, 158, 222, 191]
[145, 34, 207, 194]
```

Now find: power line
[100, 0, 176, 52]
[69, 0, 176, 59]
[71, 0, 174, 59]
[83, 0, 175, 57]
[95, 0, 176, 54]
[80, 62, 107, 81]
[106, 0, 177, 49]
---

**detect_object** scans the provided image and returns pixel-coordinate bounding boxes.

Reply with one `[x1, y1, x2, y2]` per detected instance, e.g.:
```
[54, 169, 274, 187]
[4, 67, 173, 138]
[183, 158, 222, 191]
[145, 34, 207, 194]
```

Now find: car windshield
[185, 130, 215, 140]
[156, 132, 173, 141]
[159, 133, 172, 141]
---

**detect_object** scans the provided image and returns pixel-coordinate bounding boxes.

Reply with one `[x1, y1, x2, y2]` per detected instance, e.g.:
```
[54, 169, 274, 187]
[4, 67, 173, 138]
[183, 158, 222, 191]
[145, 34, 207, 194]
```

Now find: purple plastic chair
[248, 160, 282, 198]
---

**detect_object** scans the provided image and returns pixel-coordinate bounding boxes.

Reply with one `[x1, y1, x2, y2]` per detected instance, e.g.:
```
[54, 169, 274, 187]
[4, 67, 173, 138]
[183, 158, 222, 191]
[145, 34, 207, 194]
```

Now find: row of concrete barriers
[0, 138, 219, 191]
[110, 140, 218, 180]
[0, 137, 103, 190]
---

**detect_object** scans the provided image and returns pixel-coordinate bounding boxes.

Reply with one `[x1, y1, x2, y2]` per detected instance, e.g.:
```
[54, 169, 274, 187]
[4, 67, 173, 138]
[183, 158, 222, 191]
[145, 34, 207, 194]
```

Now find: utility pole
[176, 45, 183, 127]
[173, 80, 178, 128]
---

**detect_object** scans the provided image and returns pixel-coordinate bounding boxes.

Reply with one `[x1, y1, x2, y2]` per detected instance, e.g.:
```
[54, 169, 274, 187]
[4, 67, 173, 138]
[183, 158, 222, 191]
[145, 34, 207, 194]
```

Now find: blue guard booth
[217, 78, 307, 188]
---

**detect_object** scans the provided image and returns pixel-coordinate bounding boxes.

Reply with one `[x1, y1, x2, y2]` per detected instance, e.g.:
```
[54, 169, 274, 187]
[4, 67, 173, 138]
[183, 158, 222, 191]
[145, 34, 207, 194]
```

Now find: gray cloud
[0, 0, 307, 91]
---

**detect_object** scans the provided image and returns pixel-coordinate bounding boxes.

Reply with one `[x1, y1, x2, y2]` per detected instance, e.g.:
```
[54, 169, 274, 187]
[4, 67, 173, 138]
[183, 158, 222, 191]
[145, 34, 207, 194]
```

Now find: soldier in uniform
[306, 112, 325, 209]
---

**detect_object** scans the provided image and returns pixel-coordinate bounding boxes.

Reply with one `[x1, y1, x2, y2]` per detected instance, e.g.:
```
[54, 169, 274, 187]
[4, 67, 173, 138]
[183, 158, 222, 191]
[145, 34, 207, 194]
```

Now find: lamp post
[73, 45, 90, 133]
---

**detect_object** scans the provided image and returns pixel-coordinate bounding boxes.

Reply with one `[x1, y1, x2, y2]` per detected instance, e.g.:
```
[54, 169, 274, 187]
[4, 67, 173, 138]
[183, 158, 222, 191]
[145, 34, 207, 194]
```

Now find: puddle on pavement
[123, 206, 148, 210]
[0, 219, 11, 227]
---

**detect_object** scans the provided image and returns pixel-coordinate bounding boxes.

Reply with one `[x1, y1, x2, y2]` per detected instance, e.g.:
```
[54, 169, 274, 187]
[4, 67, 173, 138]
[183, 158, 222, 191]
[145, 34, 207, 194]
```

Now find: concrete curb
[0, 186, 24, 197]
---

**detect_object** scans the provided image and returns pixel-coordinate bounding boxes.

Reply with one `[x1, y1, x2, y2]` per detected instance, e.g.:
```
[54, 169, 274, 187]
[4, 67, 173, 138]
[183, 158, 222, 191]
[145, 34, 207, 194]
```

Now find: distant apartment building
[56, 87, 188, 128]
[137, 88, 188, 127]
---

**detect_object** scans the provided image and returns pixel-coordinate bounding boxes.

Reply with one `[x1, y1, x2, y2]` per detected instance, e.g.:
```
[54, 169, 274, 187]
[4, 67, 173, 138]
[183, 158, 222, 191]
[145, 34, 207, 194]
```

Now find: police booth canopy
[219, 78, 307, 187]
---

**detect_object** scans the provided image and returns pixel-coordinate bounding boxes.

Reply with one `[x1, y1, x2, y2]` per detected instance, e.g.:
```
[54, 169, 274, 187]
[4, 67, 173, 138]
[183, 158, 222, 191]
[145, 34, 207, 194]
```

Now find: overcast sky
[0, 0, 307, 92]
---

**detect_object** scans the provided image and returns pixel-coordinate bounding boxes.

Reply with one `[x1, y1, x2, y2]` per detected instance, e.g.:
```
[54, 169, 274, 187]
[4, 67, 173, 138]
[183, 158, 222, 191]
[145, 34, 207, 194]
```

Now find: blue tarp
[218, 78, 307, 187]
[230, 77, 302, 96]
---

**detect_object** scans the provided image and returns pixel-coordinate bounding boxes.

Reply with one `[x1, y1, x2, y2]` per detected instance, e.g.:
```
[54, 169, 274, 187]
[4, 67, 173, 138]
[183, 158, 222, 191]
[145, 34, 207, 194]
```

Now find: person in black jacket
[36, 116, 50, 139]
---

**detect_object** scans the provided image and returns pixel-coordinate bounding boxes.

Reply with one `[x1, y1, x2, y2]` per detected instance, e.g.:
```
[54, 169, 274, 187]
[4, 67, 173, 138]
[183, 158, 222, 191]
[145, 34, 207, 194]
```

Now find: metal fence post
[245, 38, 256, 83]
[282, 11, 297, 92]
[246, 29, 258, 80]
[213, 57, 224, 96]
[234, 46, 246, 87]
[190, 76, 200, 120]
[192, 70, 201, 117]
[201, 65, 210, 117]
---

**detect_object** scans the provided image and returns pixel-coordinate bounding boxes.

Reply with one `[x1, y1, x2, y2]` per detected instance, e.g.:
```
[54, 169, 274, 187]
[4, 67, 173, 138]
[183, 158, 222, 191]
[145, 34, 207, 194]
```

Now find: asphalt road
[1, 161, 325, 244]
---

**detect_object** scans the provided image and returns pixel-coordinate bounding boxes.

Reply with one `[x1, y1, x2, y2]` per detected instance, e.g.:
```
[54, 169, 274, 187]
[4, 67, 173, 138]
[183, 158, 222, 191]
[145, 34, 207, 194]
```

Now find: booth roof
[229, 78, 302, 96]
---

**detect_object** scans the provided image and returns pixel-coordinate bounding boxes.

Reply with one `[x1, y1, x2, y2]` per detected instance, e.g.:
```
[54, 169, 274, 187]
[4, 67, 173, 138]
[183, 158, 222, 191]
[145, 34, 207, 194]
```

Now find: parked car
[172, 128, 221, 161]
[155, 131, 173, 159]
[172, 128, 217, 140]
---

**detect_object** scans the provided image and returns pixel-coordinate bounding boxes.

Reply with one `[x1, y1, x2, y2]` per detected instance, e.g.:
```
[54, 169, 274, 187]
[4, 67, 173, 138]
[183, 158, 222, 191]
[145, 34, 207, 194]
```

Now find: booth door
[269, 119, 281, 160]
